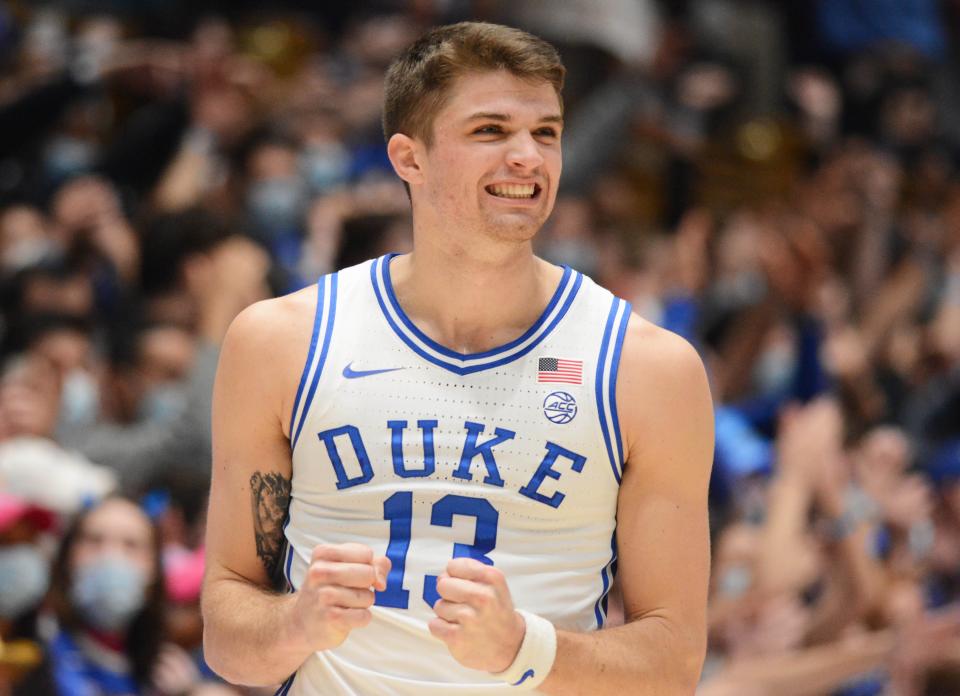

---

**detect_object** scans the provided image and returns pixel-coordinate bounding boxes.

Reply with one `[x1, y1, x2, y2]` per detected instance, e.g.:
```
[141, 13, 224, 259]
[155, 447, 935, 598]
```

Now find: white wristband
[490, 609, 557, 690]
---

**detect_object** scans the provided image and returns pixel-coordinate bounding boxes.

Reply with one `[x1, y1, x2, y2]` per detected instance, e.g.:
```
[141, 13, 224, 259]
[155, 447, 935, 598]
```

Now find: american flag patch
[538, 357, 583, 385]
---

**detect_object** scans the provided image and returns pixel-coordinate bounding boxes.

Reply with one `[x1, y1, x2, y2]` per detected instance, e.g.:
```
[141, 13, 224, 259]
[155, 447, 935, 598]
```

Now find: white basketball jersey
[278, 254, 631, 696]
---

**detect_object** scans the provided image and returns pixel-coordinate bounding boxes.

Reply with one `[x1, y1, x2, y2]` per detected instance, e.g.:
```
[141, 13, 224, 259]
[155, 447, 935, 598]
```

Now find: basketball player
[202, 22, 713, 695]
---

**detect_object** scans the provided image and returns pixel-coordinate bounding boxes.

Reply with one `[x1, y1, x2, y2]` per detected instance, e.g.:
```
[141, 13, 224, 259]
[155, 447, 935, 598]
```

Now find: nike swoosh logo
[513, 670, 535, 686]
[342, 363, 405, 379]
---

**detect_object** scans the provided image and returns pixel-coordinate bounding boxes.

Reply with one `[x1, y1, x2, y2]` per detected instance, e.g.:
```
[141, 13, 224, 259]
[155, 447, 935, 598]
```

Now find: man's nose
[506, 131, 545, 170]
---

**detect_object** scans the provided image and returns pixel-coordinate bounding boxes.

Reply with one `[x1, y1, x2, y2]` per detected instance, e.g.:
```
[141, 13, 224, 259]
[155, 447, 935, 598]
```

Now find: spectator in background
[0, 493, 53, 628]
[14, 496, 201, 696]
[239, 130, 313, 288]
[0, 2, 959, 693]
[0, 492, 54, 696]
[57, 207, 270, 494]
[0, 205, 53, 274]
[0, 354, 115, 515]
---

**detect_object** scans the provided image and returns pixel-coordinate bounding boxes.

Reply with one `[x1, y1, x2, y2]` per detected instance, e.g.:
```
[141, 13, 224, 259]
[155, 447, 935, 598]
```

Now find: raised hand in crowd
[192, 236, 271, 346]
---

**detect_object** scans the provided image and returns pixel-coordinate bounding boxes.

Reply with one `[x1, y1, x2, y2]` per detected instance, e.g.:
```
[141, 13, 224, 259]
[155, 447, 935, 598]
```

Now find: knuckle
[317, 586, 340, 606]
[484, 566, 504, 584]
[431, 619, 456, 642]
[473, 590, 492, 608]
[342, 543, 374, 562]
[434, 599, 450, 617]
[310, 563, 333, 584]
[359, 566, 377, 587]
[352, 609, 372, 627]
[311, 544, 333, 561]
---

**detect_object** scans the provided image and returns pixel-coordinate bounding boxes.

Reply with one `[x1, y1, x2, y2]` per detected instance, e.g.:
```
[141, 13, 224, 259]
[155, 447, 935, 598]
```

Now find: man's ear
[387, 133, 424, 186]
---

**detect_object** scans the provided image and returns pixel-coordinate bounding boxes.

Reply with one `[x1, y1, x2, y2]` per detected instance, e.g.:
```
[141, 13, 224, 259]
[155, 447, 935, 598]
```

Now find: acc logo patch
[543, 391, 577, 424]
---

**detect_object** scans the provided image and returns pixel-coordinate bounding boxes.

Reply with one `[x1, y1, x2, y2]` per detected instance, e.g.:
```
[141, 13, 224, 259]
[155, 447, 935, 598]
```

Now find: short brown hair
[383, 22, 565, 146]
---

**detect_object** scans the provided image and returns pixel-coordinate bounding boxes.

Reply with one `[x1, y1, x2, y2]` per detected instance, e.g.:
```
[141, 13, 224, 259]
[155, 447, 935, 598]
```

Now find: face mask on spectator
[2, 237, 55, 272]
[718, 564, 753, 599]
[301, 143, 350, 193]
[43, 136, 95, 181]
[713, 271, 766, 309]
[540, 238, 600, 278]
[247, 177, 307, 234]
[908, 519, 935, 561]
[0, 544, 50, 619]
[631, 294, 664, 326]
[753, 344, 796, 396]
[60, 369, 100, 428]
[71, 555, 146, 633]
[137, 384, 187, 424]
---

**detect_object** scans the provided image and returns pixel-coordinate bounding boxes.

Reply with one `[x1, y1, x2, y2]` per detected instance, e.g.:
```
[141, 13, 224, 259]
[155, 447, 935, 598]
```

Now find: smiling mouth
[485, 183, 541, 200]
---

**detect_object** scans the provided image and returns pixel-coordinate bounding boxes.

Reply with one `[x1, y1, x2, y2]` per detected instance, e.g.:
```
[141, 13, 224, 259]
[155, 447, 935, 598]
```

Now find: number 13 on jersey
[375, 491, 499, 609]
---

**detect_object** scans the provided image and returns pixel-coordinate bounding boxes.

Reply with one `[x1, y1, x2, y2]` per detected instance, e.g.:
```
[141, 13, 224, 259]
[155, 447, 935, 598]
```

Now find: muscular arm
[200, 296, 315, 686]
[539, 318, 714, 695]
[249, 471, 292, 584]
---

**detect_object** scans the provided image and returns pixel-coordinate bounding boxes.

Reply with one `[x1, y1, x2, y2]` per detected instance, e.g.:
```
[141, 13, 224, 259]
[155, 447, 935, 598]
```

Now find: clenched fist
[428, 558, 525, 673]
[290, 543, 391, 652]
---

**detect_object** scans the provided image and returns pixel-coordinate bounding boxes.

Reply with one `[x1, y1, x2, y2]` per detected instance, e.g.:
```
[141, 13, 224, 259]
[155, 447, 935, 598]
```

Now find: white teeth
[488, 183, 536, 198]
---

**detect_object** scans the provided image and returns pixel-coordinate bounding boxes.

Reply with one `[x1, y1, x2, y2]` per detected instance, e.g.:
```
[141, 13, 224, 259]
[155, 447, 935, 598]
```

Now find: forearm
[758, 471, 812, 593]
[860, 260, 924, 355]
[201, 575, 311, 687]
[805, 496, 883, 643]
[152, 132, 213, 211]
[714, 303, 776, 401]
[703, 629, 894, 696]
[539, 616, 704, 695]
[830, 522, 883, 608]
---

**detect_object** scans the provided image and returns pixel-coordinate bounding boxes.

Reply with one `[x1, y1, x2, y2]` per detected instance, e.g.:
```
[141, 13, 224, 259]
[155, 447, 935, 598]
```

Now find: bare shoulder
[223, 286, 318, 356]
[617, 313, 708, 395]
[217, 286, 321, 437]
[614, 312, 713, 470]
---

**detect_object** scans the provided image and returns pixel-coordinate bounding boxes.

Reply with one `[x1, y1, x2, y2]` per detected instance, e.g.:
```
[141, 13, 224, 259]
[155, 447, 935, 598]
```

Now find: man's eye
[474, 125, 503, 135]
[536, 128, 558, 138]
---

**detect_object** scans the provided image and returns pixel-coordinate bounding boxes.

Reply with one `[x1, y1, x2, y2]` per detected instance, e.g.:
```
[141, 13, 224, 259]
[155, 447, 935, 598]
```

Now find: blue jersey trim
[288, 277, 326, 439]
[381, 253, 573, 361]
[283, 548, 294, 591]
[292, 273, 339, 450]
[594, 566, 610, 627]
[370, 256, 582, 375]
[280, 502, 295, 592]
[594, 295, 629, 626]
[274, 673, 296, 696]
[595, 297, 623, 484]
[609, 302, 632, 468]
[282, 534, 295, 592]
[594, 534, 618, 627]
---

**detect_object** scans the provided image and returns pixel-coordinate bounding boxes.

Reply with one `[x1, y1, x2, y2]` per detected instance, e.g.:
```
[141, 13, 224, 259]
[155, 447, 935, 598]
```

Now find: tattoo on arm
[250, 471, 292, 580]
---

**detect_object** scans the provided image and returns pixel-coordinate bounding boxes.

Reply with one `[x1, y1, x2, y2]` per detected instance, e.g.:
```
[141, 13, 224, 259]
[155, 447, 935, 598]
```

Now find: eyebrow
[464, 112, 564, 125]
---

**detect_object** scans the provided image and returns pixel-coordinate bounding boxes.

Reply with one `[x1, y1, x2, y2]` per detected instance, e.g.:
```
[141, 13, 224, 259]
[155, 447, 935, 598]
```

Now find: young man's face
[415, 70, 563, 244]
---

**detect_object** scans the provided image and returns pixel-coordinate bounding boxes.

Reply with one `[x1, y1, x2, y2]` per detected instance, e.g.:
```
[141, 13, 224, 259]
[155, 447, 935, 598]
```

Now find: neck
[390, 239, 562, 354]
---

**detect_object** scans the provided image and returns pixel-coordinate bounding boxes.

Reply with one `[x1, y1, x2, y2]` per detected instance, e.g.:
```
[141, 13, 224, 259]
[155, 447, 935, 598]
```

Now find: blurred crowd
[0, 1, 959, 695]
